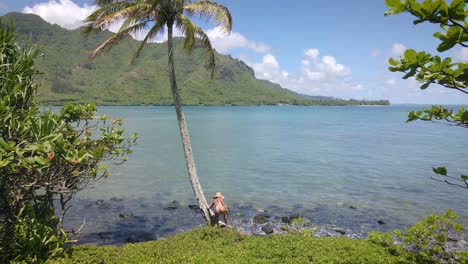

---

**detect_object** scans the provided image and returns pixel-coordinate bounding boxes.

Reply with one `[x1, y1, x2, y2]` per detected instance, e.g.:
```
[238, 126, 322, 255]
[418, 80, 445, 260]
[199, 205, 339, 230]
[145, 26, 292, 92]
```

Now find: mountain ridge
[3, 12, 390, 106]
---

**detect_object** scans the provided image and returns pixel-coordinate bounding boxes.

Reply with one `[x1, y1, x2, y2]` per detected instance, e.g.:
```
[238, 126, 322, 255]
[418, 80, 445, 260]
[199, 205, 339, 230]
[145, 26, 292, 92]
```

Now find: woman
[209, 192, 229, 227]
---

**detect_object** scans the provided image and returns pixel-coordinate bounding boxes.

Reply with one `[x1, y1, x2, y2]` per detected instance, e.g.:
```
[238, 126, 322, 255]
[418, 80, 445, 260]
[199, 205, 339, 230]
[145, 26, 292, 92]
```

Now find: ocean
[63, 105, 468, 244]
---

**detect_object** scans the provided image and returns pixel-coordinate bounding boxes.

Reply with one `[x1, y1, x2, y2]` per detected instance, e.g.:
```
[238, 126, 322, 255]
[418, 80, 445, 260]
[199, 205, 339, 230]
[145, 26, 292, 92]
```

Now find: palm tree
[84, 0, 232, 223]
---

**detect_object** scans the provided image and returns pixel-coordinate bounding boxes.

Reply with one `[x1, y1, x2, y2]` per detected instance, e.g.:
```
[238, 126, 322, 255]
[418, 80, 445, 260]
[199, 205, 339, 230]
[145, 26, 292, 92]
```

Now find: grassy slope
[46, 227, 453, 264]
[4, 12, 389, 106]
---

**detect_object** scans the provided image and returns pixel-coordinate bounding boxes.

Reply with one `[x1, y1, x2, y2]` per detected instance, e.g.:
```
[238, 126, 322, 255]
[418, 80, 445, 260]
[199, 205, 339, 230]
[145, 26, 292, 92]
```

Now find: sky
[1, 0, 468, 104]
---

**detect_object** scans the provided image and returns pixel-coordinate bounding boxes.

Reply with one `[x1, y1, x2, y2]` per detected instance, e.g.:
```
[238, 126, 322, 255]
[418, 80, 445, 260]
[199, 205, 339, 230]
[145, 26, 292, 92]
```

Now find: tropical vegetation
[386, 0, 468, 189]
[0, 21, 135, 263]
[46, 210, 468, 264]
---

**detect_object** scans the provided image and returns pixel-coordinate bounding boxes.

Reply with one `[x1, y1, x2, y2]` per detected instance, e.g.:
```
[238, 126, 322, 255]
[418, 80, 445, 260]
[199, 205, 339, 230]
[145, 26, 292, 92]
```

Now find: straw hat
[213, 192, 224, 199]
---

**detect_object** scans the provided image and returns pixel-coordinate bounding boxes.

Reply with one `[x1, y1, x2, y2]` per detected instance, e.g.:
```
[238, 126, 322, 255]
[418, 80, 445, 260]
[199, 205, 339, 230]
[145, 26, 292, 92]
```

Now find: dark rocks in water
[125, 232, 155, 244]
[110, 197, 123, 202]
[349, 205, 357, 209]
[164, 201, 180, 210]
[97, 202, 112, 210]
[333, 228, 346, 235]
[262, 224, 274, 234]
[188, 205, 200, 210]
[118, 212, 134, 218]
[253, 213, 270, 224]
[281, 216, 291, 224]
[289, 213, 303, 221]
[377, 220, 386, 225]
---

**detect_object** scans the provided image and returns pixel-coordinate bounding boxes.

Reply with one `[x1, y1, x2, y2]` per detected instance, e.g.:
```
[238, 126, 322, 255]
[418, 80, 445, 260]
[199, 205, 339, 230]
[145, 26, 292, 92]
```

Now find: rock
[188, 205, 199, 210]
[289, 213, 303, 221]
[281, 216, 291, 224]
[110, 197, 123, 202]
[349, 205, 357, 209]
[165, 201, 180, 210]
[96, 199, 104, 205]
[447, 237, 458, 242]
[253, 213, 270, 224]
[118, 212, 134, 218]
[125, 233, 155, 243]
[333, 228, 346, 235]
[262, 224, 274, 234]
[377, 219, 386, 225]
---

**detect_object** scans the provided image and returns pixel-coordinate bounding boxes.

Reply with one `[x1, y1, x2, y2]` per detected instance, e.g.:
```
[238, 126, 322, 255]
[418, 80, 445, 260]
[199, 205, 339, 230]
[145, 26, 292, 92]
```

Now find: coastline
[64, 196, 468, 248]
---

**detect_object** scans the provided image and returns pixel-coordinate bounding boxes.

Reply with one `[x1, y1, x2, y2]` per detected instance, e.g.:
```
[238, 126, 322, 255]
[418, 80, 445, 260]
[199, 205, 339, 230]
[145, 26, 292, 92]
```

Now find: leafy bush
[47, 227, 417, 264]
[395, 209, 464, 262]
[11, 201, 66, 263]
[368, 210, 465, 263]
[0, 20, 135, 263]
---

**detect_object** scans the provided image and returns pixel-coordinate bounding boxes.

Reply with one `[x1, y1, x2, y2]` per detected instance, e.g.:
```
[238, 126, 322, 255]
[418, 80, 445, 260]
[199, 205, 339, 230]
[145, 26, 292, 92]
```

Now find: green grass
[46, 227, 441, 264]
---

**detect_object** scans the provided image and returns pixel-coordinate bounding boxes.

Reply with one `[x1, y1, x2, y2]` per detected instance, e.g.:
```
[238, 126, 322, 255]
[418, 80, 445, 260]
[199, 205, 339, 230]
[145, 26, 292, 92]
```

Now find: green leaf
[432, 167, 447, 176]
[420, 82, 430, 89]
[385, 0, 407, 15]
[404, 49, 418, 60]
[437, 40, 456, 52]
[461, 175, 468, 180]
[403, 69, 416, 79]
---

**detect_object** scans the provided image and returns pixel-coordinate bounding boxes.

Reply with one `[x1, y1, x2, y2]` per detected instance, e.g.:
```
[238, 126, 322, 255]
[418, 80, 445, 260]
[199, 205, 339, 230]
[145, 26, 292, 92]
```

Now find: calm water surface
[65, 106, 468, 244]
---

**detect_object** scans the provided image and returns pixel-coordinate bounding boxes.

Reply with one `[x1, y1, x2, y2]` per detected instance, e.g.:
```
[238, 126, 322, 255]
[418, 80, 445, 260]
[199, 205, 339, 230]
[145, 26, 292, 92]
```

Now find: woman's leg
[215, 213, 220, 227]
[223, 213, 228, 225]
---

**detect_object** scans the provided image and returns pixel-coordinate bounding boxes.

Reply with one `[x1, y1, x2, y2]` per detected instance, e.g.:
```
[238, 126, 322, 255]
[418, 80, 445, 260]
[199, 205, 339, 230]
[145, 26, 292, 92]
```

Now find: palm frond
[130, 20, 166, 63]
[83, 1, 136, 36]
[88, 20, 149, 60]
[176, 14, 216, 78]
[184, 0, 232, 33]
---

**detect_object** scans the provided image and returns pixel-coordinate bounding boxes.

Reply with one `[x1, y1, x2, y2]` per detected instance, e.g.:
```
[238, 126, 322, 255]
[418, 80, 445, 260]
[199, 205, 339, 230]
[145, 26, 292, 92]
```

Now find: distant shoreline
[39, 103, 392, 107]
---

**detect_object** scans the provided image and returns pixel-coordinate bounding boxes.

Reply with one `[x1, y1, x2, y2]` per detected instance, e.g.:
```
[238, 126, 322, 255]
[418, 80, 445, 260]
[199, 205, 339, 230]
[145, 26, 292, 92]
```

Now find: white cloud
[251, 54, 282, 80]
[304, 48, 320, 62]
[23, 0, 96, 30]
[301, 52, 350, 82]
[386, 79, 396, 86]
[391, 43, 406, 57]
[242, 48, 360, 98]
[454, 47, 468, 61]
[206, 26, 270, 54]
[370, 48, 380, 57]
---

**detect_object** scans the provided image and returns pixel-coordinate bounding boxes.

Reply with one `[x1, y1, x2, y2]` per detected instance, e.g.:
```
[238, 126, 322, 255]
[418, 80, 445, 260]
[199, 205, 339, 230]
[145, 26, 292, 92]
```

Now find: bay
[65, 105, 468, 244]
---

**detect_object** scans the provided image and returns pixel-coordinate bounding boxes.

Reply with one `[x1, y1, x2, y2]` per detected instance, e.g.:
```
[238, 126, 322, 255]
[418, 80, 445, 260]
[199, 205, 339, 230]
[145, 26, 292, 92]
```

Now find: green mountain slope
[3, 12, 389, 106]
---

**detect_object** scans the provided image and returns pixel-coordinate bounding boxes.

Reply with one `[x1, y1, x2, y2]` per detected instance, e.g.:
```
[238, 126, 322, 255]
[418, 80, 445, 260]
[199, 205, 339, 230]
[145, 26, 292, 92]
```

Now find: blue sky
[1, 0, 467, 104]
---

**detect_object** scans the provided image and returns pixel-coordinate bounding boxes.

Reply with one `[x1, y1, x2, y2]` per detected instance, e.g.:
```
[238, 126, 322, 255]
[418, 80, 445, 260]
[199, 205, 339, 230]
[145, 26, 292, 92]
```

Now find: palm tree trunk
[167, 22, 212, 224]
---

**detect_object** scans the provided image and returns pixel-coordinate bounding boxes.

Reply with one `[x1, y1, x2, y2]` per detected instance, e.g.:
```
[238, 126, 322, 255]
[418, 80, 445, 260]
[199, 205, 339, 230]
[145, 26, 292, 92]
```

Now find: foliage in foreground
[368, 210, 465, 263]
[385, 0, 468, 189]
[47, 228, 417, 264]
[45, 210, 467, 264]
[0, 20, 135, 263]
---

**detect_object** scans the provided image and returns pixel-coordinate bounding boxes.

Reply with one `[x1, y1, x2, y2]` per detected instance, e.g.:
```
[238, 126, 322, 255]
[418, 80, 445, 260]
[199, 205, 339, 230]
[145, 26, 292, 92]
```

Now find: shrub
[395, 209, 464, 262]
[0, 20, 135, 263]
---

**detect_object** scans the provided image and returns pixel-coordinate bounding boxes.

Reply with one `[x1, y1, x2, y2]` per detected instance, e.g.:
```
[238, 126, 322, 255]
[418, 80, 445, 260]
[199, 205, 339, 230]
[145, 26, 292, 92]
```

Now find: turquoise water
[69, 106, 468, 243]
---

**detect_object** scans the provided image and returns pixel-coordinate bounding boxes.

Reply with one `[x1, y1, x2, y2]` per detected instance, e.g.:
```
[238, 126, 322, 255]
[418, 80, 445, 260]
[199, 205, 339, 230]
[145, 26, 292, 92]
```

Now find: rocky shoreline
[63, 197, 467, 252]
